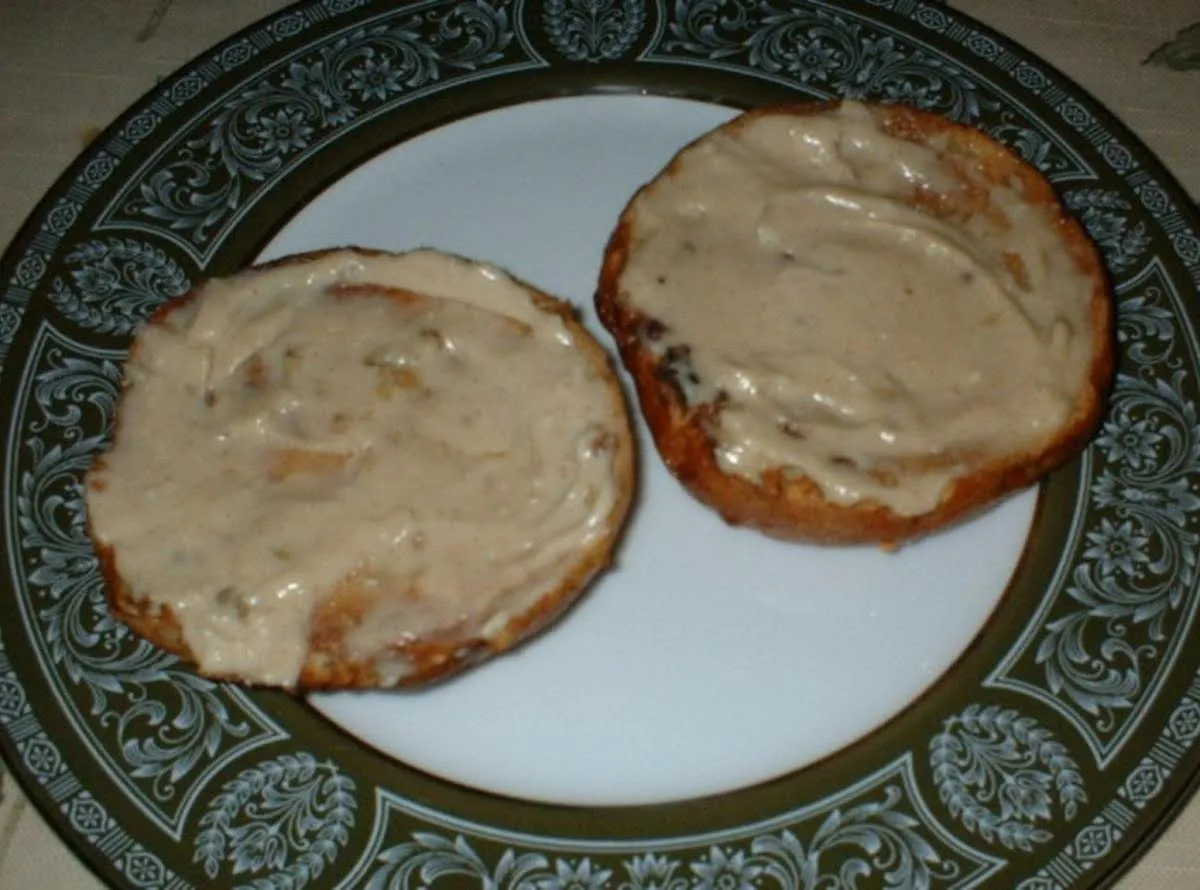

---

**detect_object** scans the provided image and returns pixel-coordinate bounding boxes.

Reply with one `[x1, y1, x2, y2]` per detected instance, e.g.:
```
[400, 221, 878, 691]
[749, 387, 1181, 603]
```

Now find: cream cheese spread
[620, 101, 1095, 515]
[87, 249, 623, 686]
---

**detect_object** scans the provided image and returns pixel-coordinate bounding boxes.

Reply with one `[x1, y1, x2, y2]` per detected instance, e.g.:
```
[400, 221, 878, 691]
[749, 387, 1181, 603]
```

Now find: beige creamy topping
[622, 101, 1095, 515]
[87, 250, 622, 686]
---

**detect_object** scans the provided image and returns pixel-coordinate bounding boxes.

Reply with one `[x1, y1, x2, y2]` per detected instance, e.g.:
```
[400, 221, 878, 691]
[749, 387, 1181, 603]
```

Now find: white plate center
[261, 95, 1034, 807]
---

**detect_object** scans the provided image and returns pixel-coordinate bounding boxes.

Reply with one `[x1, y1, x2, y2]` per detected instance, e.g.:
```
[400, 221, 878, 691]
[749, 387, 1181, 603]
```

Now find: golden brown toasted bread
[596, 100, 1113, 546]
[87, 247, 636, 689]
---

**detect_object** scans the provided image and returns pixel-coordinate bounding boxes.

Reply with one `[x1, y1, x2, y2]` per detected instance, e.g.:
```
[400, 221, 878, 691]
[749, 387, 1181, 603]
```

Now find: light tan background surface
[1, 0, 1198, 886]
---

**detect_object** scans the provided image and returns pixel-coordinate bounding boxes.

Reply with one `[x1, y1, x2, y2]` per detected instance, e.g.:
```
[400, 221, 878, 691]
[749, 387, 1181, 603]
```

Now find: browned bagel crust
[87, 247, 637, 689]
[596, 101, 1114, 547]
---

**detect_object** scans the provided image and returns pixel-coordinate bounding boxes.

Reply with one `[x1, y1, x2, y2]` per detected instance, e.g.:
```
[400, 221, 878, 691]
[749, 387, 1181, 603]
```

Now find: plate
[2, 0, 1200, 887]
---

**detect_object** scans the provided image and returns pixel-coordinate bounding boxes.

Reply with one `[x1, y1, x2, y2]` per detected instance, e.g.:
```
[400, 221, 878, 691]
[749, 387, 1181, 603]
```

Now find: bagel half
[86, 247, 636, 689]
[596, 100, 1113, 546]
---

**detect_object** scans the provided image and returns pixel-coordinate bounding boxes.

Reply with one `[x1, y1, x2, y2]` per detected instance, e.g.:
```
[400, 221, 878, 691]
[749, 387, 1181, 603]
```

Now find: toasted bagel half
[596, 100, 1113, 546]
[87, 247, 636, 688]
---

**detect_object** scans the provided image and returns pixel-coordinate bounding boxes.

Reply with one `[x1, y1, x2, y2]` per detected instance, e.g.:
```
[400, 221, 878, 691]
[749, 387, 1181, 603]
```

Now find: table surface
[1, 0, 1198, 887]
